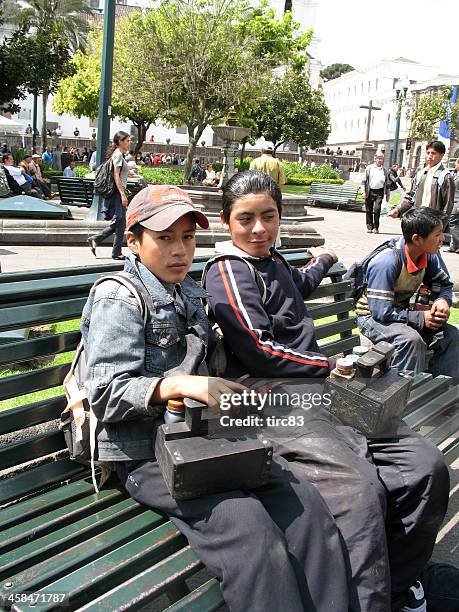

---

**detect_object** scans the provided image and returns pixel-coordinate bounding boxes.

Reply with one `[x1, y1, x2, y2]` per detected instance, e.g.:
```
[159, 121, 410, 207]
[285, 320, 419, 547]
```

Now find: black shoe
[87, 238, 97, 257]
[112, 255, 125, 261]
[374, 228, 379, 234]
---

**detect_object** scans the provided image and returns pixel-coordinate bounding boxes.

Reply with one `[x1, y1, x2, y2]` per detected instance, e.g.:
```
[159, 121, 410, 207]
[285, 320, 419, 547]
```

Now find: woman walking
[88, 131, 131, 260]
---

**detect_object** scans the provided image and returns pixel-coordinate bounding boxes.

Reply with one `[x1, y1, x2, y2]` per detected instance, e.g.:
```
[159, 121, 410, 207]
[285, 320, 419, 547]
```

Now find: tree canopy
[250, 69, 330, 154]
[409, 86, 459, 141]
[320, 63, 354, 82]
[53, 24, 159, 154]
[54, 0, 313, 177]
[1, 0, 93, 145]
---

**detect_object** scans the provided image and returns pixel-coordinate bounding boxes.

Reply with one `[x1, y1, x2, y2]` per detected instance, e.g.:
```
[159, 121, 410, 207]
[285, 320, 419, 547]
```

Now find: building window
[357, 119, 360, 129]
[348, 87, 350, 96]
[368, 81, 371, 92]
[350, 120, 353, 130]
[176, 125, 187, 134]
[387, 113, 391, 126]
[344, 121, 347, 132]
[375, 78, 379, 90]
[354, 85, 357, 96]
[361, 83, 364, 94]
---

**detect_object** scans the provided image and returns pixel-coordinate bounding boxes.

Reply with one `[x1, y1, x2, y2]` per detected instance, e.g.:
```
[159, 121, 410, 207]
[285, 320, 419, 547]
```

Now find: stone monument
[211, 109, 251, 187]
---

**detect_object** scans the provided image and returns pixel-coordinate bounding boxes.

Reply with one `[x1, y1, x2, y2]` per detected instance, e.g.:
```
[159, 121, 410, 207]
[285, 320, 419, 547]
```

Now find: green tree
[250, 70, 330, 154]
[2, 0, 94, 146]
[409, 86, 459, 141]
[320, 63, 354, 82]
[238, 0, 312, 71]
[128, 0, 296, 180]
[0, 26, 29, 114]
[53, 25, 159, 155]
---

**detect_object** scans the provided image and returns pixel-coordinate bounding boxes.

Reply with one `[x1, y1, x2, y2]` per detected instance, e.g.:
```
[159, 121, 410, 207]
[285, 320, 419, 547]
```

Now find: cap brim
[140, 204, 209, 231]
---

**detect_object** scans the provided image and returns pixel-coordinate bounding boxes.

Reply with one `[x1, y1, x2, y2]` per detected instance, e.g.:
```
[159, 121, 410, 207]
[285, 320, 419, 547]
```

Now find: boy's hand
[309, 247, 338, 263]
[431, 299, 450, 320]
[424, 309, 447, 330]
[389, 208, 400, 218]
[155, 375, 245, 410]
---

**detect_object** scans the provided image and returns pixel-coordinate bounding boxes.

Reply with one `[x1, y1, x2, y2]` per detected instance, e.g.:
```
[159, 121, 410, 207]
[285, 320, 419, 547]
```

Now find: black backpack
[344, 238, 402, 304]
[94, 158, 116, 199]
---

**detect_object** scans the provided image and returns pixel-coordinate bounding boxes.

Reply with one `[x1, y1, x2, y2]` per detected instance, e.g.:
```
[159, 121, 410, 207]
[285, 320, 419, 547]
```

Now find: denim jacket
[80, 252, 211, 461]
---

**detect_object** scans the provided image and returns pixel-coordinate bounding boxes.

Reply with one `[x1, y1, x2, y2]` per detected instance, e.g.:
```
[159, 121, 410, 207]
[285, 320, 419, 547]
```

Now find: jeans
[89, 192, 126, 257]
[365, 188, 384, 231]
[357, 315, 459, 380]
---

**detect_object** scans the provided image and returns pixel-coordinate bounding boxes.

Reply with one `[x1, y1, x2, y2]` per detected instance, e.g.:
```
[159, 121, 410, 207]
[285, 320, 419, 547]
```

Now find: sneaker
[401, 581, 427, 611]
[374, 229, 379, 234]
[367, 229, 373, 233]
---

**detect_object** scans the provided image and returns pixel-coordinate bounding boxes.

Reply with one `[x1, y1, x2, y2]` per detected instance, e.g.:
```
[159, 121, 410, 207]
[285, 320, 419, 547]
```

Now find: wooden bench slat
[0, 458, 85, 507]
[314, 317, 357, 341]
[404, 386, 459, 429]
[0, 498, 141, 583]
[405, 376, 452, 412]
[0, 487, 125, 556]
[309, 280, 350, 300]
[0, 332, 80, 368]
[0, 430, 66, 471]
[76, 546, 202, 612]
[306, 298, 355, 320]
[0, 479, 95, 530]
[425, 410, 459, 449]
[0, 364, 69, 401]
[0, 511, 166, 604]
[13, 522, 188, 612]
[442, 438, 459, 463]
[0, 396, 66, 436]
[164, 578, 223, 612]
[318, 335, 360, 356]
[410, 372, 433, 389]
[0, 299, 87, 332]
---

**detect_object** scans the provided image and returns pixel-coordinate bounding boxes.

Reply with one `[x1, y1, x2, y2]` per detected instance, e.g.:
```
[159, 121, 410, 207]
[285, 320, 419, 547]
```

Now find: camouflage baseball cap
[126, 185, 209, 231]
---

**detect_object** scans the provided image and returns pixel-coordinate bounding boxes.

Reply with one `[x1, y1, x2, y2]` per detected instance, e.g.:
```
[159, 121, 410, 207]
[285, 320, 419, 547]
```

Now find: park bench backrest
[0, 252, 359, 506]
[309, 183, 360, 197]
[56, 177, 94, 207]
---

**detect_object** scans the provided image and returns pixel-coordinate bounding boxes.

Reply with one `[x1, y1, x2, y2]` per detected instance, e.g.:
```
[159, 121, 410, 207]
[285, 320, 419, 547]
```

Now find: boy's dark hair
[401, 208, 445, 243]
[2, 153, 11, 163]
[129, 223, 144, 240]
[426, 140, 446, 155]
[221, 170, 283, 223]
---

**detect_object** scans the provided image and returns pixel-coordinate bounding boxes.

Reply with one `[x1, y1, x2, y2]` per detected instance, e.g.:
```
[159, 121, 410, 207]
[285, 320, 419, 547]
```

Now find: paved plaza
[1, 206, 459, 292]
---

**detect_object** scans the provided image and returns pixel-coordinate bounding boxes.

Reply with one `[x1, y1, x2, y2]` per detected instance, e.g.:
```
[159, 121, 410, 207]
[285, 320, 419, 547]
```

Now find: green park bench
[55, 177, 94, 208]
[305, 182, 362, 211]
[0, 252, 457, 611]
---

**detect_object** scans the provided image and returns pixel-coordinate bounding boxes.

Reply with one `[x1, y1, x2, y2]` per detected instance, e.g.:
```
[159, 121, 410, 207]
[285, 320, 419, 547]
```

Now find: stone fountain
[211, 109, 251, 187]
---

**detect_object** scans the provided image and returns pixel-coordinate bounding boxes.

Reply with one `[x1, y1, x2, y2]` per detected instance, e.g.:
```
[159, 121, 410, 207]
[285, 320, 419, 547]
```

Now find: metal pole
[32, 93, 38, 154]
[392, 93, 402, 166]
[87, 0, 116, 221]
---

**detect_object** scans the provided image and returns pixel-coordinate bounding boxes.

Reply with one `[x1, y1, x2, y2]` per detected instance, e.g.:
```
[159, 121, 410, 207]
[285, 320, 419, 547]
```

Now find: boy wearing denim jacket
[80, 185, 354, 612]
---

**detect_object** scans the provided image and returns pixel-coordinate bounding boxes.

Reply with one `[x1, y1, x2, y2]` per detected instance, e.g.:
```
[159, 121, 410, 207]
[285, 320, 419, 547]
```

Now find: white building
[322, 57, 459, 167]
[3, 0, 321, 148]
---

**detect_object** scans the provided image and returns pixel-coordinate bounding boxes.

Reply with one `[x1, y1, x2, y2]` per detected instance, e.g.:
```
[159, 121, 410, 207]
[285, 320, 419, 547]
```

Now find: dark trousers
[89, 194, 126, 257]
[365, 188, 384, 230]
[116, 455, 355, 612]
[271, 414, 450, 612]
[449, 210, 459, 250]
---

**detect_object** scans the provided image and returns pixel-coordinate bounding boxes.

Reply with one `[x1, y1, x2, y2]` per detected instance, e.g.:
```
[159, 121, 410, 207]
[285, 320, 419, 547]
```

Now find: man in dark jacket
[390, 141, 455, 230]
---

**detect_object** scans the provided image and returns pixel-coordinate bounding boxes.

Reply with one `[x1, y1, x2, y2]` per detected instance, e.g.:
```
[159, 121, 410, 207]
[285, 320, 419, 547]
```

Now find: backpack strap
[92, 272, 147, 325]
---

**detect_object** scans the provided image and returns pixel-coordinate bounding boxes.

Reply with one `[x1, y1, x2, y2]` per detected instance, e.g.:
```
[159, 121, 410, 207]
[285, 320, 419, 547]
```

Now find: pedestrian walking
[87, 131, 131, 260]
[362, 153, 390, 233]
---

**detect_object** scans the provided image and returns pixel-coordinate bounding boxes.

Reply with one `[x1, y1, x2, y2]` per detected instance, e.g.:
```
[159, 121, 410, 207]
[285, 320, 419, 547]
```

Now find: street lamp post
[87, 0, 116, 221]
[392, 78, 409, 166]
